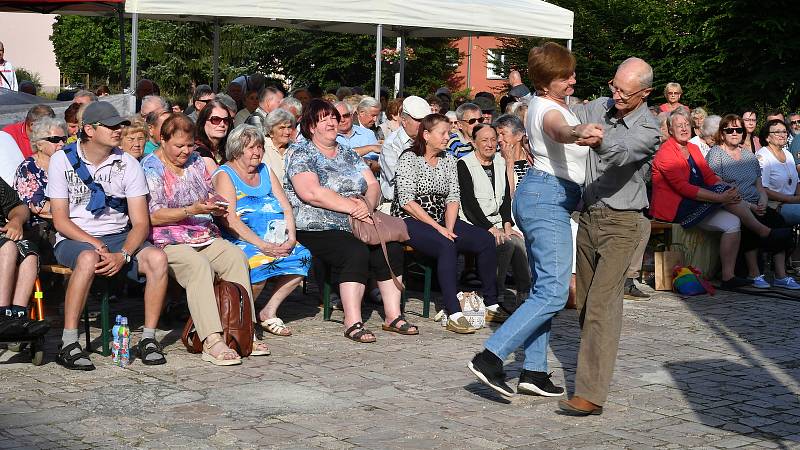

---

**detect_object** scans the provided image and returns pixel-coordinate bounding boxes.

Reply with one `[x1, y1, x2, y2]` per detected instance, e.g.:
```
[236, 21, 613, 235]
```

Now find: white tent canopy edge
[124, 0, 574, 101]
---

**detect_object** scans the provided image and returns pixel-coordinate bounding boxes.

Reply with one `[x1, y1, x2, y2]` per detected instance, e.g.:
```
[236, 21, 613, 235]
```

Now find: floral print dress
[216, 163, 311, 283]
[141, 151, 220, 247]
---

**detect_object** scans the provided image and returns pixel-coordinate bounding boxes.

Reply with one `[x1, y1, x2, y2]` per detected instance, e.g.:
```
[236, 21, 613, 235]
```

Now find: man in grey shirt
[559, 57, 661, 416]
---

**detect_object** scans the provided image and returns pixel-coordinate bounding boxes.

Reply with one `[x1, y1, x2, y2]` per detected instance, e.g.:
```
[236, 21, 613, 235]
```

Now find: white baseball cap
[402, 96, 431, 120]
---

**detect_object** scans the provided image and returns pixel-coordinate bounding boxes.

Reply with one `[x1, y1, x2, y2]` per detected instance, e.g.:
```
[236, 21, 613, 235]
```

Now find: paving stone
[1, 288, 798, 447]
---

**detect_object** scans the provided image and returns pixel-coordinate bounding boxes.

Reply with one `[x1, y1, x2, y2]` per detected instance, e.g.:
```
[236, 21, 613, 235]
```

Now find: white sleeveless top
[526, 96, 589, 185]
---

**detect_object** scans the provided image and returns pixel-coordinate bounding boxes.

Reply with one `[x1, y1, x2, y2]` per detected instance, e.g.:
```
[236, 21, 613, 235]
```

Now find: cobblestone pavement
[1, 284, 799, 449]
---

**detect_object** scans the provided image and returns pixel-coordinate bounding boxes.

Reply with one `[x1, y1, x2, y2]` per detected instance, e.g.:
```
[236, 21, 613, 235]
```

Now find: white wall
[0, 13, 60, 91]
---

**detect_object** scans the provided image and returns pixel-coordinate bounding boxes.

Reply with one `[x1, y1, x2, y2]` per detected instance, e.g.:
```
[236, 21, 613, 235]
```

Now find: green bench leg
[322, 279, 332, 321]
[82, 280, 112, 356]
[83, 305, 91, 351]
[422, 265, 432, 318]
[100, 286, 111, 356]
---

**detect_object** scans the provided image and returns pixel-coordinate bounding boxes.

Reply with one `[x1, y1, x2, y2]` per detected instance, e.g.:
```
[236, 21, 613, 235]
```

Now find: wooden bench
[40, 264, 113, 356]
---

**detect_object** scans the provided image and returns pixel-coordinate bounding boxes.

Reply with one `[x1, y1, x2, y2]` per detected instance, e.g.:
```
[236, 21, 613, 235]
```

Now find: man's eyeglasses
[460, 117, 485, 125]
[769, 130, 789, 135]
[208, 116, 231, 126]
[722, 127, 744, 135]
[341, 112, 352, 119]
[42, 135, 67, 144]
[608, 81, 647, 101]
[666, 91, 681, 96]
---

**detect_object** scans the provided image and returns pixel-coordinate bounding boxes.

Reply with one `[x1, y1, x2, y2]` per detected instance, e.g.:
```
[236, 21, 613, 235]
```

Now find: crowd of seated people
[5, 74, 800, 372]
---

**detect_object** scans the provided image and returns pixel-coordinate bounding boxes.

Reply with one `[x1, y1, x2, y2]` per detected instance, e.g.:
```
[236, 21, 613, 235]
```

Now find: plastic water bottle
[118, 317, 130, 367]
[111, 315, 122, 364]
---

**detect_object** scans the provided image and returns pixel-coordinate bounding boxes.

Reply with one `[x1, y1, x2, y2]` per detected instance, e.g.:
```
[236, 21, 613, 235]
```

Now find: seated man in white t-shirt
[46, 102, 170, 371]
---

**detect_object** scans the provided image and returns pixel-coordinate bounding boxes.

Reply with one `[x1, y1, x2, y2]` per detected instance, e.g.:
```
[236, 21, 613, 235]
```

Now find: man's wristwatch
[121, 249, 132, 264]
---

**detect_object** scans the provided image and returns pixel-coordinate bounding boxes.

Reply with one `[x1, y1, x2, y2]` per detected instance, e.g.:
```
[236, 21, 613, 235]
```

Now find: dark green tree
[497, 0, 799, 114]
[50, 15, 125, 86]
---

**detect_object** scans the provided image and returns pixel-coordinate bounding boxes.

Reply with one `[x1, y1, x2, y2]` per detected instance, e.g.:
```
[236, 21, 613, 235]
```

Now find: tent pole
[374, 24, 382, 100]
[213, 19, 220, 92]
[118, 6, 125, 88]
[398, 33, 406, 98]
[466, 36, 472, 91]
[567, 39, 572, 50]
[129, 12, 138, 108]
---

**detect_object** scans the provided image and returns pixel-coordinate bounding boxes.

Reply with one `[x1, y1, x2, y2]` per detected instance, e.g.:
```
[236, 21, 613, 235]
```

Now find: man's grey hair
[334, 101, 353, 114]
[216, 93, 237, 115]
[258, 86, 282, 103]
[619, 57, 654, 89]
[264, 108, 296, 136]
[279, 97, 302, 115]
[25, 104, 55, 124]
[74, 90, 98, 102]
[445, 111, 457, 122]
[30, 117, 67, 151]
[356, 96, 380, 113]
[700, 115, 721, 138]
[226, 124, 265, 162]
[455, 102, 481, 120]
[141, 95, 168, 113]
[495, 114, 526, 136]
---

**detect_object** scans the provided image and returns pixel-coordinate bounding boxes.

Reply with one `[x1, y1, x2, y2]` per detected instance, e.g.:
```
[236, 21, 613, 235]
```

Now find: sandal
[251, 340, 271, 356]
[382, 314, 419, 335]
[137, 338, 167, 365]
[344, 321, 376, 343]
[55, 342, 95, 371]
[260, 317, 292, 336]
[201, 334, 241, 366]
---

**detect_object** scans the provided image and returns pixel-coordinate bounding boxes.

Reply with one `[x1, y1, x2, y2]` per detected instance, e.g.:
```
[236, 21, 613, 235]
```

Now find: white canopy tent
[124, 0, 574, 99]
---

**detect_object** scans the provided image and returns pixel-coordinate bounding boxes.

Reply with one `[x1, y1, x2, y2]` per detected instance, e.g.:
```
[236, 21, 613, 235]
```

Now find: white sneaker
[751, 275, 771, 289]
[774, 276, 800, 290]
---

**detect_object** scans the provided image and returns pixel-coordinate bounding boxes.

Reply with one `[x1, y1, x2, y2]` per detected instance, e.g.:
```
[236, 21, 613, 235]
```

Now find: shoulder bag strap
[358, 194, 405, 292]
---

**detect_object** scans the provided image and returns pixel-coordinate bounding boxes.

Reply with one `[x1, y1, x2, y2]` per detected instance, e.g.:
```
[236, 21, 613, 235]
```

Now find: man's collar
[604, 98, 649, 127]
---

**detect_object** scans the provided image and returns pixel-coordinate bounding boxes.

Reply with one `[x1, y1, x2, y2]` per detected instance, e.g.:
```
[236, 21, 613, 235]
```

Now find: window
[486, 49, 506, 80]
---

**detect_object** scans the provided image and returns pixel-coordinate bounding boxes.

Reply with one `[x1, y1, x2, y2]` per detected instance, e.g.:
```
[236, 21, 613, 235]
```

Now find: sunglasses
[791, 120, 800, 126]
[196, 98, 213, 105]
[722, 127, 744, 135]
[461, 117, 486, 125]
[42, 135, 68, 144]
[97, 123, 125, 131]
[208, 116, 231, 126]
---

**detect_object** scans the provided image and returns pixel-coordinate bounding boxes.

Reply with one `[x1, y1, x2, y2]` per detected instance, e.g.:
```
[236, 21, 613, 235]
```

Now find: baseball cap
[473, 96, 496, 113]
[82, 101, 131, 127]
[402, 96, 431, 120]
[509, 84, 531, 99]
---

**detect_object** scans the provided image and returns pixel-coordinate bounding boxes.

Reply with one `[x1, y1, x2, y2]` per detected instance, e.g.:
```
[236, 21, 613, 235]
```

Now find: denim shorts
[54, 231, 151, 283]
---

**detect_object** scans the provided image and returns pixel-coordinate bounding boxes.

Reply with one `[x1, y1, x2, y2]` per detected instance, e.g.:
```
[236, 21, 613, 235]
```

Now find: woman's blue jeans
[484, 169, 581, 371]
[779, 203, 800, 226]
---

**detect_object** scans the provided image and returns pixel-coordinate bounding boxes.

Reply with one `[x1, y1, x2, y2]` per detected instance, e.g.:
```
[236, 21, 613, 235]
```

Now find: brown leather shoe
[558, 397, 603, 416]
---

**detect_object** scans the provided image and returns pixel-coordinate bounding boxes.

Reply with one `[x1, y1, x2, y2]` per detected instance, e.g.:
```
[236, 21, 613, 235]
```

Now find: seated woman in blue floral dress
[214, 124, 311, 336]
[15, 116, 68, 263]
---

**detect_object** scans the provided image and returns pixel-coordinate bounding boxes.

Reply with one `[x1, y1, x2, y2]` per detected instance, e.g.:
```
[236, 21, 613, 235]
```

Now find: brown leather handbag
[181, 279, 254, 357]
[348, 196, 409, 291]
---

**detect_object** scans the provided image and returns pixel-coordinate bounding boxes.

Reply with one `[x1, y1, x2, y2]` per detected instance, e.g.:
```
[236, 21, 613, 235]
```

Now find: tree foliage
[497, 0, 799, 114]
[51, 16, 458, 98]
